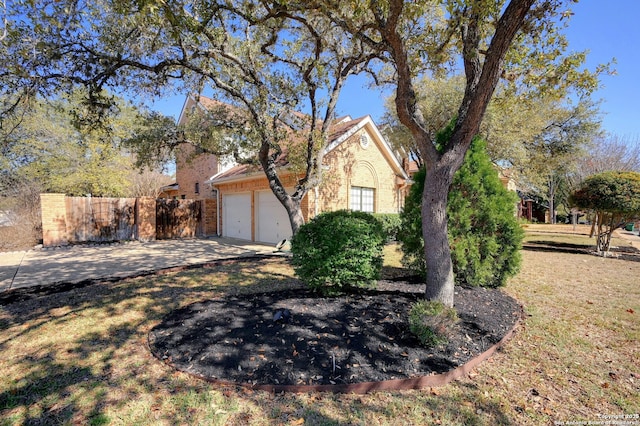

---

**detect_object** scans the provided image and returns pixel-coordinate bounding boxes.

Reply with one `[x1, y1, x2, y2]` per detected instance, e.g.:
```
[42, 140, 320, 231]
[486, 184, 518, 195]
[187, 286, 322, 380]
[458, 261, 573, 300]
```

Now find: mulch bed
[149, 279, 522, 388]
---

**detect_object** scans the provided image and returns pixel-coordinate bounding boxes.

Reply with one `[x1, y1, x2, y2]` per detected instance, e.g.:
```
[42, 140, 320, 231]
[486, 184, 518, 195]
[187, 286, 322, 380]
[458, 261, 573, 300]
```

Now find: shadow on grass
[523, 240, 593, 253]
[0, 257, 515, 425]
[523, 240, 640, 263]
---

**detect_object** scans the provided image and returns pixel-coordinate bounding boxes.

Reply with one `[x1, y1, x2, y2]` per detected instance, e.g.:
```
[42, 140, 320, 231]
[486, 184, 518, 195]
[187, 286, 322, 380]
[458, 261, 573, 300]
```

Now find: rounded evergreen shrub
[399, 135, 524, 288]
[372, 213, 402, 242]
[291, 210, 385, 295]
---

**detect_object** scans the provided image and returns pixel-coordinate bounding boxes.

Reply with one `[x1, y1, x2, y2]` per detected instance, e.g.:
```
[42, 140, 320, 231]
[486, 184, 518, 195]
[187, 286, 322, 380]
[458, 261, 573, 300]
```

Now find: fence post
[136, 197, 157, 242]
[40, 193, 69, 247]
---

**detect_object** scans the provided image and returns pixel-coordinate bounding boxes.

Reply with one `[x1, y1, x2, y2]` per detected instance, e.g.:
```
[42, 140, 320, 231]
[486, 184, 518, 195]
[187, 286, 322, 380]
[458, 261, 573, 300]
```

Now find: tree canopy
[313, 0, 605, 306]
[1, 0, 377, 235]
[573, 135, 640, 183]
[0, 90, 172, 198]
[570, 171, 640, 252]
[381, 75, 602, 223]
[1, 0, 606, 306]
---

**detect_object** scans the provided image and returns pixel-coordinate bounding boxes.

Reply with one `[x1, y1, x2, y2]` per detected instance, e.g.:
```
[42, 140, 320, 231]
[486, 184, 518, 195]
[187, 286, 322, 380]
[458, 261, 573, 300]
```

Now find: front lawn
[0, 243, 638, 425]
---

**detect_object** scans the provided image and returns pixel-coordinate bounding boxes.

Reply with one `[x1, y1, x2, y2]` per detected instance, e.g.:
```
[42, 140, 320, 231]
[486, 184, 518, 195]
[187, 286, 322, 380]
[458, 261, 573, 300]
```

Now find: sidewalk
[614, 228, 640, 251]
[0, 237, 279, 294]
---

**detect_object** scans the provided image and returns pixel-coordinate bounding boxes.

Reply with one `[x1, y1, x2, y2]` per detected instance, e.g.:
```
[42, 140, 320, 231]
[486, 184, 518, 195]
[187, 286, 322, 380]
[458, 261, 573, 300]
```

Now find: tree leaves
[1, 89, 166, 197]
[570, 171, 640, 252]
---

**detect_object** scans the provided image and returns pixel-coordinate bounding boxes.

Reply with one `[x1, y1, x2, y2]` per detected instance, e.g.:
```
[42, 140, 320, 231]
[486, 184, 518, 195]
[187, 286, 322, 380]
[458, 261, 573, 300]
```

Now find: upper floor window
[195, 182, 200, 194]
[350, 186, 374, 213]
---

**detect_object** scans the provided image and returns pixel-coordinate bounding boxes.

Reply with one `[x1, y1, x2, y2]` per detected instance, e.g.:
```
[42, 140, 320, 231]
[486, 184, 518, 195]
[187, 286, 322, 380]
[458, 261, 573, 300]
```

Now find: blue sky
[149, 1, 639, 138]
[562, 0, 640, 138]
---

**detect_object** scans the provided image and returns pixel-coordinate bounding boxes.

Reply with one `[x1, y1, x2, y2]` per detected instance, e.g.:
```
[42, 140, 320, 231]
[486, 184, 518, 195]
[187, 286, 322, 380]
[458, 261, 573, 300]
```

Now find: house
[165, 95, 410, 244]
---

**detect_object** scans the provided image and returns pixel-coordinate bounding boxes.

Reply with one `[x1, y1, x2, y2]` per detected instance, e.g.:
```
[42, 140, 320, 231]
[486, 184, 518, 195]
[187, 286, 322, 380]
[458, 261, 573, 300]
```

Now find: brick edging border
[150, 306, 524, 394]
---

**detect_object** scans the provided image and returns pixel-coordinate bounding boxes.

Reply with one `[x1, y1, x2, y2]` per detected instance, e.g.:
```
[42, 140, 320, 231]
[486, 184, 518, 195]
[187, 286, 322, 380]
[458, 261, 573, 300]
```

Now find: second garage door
[223, 193, 252, 240]
[256, 190, 292, 244]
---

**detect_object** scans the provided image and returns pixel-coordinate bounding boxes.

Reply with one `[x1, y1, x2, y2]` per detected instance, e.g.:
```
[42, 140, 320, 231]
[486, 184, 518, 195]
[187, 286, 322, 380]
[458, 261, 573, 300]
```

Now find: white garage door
[256, 190, 292, 244]
[223, 193, 252, 240]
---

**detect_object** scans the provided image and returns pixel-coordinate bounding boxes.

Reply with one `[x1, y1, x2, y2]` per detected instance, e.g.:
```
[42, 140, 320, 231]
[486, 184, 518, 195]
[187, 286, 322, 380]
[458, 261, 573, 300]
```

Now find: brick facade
[136, 197, 157, 241]
[174, 145, 220, 200]
[202, 198, 218, 236]
[40, 193, 68, 247]
[318, 128, 404, 215]
[170, 96, 409, 242]
[211, 124, 406, 240]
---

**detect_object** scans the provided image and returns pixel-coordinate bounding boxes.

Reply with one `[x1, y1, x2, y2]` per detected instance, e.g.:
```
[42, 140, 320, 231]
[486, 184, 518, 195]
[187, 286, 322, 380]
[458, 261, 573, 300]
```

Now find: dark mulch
[149, 279, 522, 387]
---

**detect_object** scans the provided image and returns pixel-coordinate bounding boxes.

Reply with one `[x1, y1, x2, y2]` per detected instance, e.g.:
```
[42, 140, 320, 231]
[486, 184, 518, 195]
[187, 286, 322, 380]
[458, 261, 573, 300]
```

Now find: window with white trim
[350, 186, 375, 213]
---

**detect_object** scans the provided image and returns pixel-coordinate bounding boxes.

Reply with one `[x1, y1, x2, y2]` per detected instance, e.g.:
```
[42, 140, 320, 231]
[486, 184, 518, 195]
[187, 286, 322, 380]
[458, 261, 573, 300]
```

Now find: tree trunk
[282, 196, 306, 236]
[422, 164, 455, 307]
[376, 0, 536, 307]
[548, 177, 555, 224]
[265, 173, 307, 238]
[259, 141, 309, 237]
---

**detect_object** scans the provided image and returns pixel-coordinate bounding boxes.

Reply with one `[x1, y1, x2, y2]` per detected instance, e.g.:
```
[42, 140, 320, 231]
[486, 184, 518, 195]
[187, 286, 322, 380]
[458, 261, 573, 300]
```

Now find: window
[195, 182, 200, 194]
[350, 187, 375, 213]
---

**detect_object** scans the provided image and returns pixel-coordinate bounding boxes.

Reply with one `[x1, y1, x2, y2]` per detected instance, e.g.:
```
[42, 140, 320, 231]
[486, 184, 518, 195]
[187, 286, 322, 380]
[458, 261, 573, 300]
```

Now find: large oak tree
[0, 0, 375, 235]
[311, 0, 603, 306]
[381, 76, 602, 224]
[2, 0, 604, 306]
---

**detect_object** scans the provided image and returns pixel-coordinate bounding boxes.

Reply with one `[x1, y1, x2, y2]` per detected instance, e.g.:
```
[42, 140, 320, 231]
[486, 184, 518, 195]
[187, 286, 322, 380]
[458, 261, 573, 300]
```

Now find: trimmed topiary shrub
[372, 213, 402, 242]
[399, 134, 524, 288]
[570, 171, 640, 252]
[291, 210, 385, 295]
[409, 300, 459, 348]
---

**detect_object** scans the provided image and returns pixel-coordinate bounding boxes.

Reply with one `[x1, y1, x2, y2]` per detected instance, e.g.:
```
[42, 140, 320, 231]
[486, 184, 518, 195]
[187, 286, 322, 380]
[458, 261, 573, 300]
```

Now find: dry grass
[1, 241, 639, 425]
[0, 223, 40, 252]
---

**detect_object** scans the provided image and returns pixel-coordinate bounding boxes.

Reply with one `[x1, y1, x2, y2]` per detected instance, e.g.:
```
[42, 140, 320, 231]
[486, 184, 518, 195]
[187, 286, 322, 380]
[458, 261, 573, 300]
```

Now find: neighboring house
[517, 191, 549, 223]
[166, 95, 410, 244]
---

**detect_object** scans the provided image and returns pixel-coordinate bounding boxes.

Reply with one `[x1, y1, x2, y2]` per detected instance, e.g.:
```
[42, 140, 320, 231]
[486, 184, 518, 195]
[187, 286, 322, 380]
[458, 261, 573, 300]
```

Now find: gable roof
[324, 114, 406, 179]
[177, 95, 408, 185]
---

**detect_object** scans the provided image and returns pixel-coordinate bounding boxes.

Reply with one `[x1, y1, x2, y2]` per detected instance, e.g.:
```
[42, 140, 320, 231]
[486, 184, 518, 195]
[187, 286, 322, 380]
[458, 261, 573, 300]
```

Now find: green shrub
[291, 210, 385, 295]
[409, 300, 459, 348]
[399, 134, 524, 288]
[372, 213, 402, 242]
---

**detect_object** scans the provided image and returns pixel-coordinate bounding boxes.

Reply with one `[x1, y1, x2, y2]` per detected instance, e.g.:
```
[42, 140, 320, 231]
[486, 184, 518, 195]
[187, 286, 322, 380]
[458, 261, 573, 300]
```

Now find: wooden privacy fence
[40, 194, 218, 247]
[65, 196, 137, 242]
[156, 199, 202, 239]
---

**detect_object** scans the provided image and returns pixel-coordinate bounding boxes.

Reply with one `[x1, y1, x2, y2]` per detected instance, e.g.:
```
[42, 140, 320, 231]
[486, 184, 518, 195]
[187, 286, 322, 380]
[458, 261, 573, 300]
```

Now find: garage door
[223, 193, 251, 240]
[256, 190, 292, 244]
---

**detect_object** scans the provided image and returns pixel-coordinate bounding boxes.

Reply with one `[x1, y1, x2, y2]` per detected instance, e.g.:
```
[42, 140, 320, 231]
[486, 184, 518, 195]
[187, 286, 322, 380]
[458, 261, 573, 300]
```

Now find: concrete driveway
[0, 238, 278, 294]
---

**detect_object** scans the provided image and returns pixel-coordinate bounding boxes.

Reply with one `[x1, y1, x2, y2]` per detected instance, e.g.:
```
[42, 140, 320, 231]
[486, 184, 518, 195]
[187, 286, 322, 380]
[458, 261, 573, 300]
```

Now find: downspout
[212, 185, 221, 237]
[396, 176, 411, 213]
